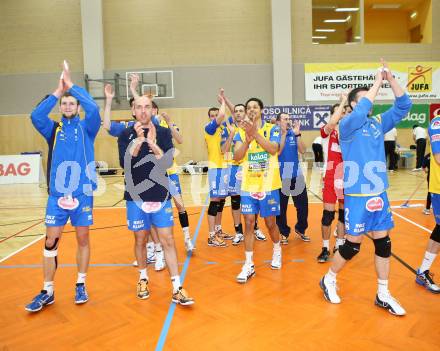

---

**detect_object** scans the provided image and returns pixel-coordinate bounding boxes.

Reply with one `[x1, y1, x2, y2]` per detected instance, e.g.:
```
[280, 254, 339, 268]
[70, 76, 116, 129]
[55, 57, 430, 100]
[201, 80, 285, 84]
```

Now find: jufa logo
[407, 65, 432, 92]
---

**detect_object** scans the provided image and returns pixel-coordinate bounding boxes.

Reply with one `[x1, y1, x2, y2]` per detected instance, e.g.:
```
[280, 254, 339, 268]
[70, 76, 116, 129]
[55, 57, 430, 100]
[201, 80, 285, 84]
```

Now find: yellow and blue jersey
[233, 121, 282, 192]
[429, 116, 440, 194]
[204, 119, 227, 169]
[221, 122, 243, 166]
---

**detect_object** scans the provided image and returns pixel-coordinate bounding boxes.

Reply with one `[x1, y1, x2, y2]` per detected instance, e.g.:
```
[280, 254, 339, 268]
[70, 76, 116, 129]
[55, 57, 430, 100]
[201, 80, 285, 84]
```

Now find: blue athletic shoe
[75, 283, 89, 304]
[25, 290, 54, 312]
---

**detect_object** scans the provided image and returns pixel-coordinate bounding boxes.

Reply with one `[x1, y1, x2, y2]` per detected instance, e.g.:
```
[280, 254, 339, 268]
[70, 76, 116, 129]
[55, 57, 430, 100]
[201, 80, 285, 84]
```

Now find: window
[312, 0, 432, 44]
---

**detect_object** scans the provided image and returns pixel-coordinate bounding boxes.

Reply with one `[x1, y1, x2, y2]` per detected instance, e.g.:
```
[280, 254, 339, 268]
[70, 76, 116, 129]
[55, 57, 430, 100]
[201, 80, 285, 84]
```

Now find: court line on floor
[0, 220, 44, 244]
[154, 195, 209, 351]
[0, 235, 45, 263]
[392, 210, 431, 234]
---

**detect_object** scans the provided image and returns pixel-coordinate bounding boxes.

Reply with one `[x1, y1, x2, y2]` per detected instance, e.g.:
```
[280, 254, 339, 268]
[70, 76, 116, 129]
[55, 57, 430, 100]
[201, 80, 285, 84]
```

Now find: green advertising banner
[372, 104, 429, 129]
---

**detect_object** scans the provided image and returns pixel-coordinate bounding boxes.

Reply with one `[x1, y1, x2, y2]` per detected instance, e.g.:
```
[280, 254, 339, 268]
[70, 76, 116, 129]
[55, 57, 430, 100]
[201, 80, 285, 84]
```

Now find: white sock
[43, 281, 54, 295]
[215, 224, 221, 232]
[147, 242, 155, 250]
[209, 231, 215, 238]
[171, 275, 181, 292]
[325, 268, 337, 283]
[336, 238, 345, 248]
[77, 272, 87, 285]
[245, 251, 254, 265]
[155, 243, 163, 252]
[419, 251, 437, 273]
[183, 227, 190, 240]
[139, 268, 148, 281]
[273, 242, 281, 251]
[377, 279, 389, 295]
[323, 240, 330, 249]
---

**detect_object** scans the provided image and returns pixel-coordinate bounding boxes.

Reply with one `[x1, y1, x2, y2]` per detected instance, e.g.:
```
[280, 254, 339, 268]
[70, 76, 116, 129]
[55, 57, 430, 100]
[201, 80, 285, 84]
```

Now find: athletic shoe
[423, 208, 431, 215]
[254, 228, 267, 241]
[416, 269, 440, 293]
[147, 247, 156, 264]
[208, 233, 227, 247]
[154, 250, 166, 271]
[184, 238, 195, 254]
[172, 287, 194, 306]
[75, 283, 88, 304]
[317, 247, 330, 263]
[280, 235, 289, 245]
[411, 168, 422, 172]
[217, 230, 234, 240]
[295, 230, 311, 242]
[320, 276, 341, 304]
[137, 279, 150, 299]
[271, 249, 282, 269]
[236, 263, 256, 283]
[232, 233, 244, 246]
[375, 292, 406, 316]
[25, 290, 55, 312]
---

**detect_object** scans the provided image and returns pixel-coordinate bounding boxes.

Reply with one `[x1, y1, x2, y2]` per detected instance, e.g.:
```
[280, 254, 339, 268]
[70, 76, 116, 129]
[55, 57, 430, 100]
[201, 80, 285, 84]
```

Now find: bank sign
[372, 104, 429, 129]
[262, 105, 331, 130]
[305, 62, 440, 101]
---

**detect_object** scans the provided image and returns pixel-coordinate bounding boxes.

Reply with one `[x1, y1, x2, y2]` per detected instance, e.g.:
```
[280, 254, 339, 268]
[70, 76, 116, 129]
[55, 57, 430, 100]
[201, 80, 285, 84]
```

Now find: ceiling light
[354, 35, 361, 40]
[410, 12, 417, 18]
[346, 15, 352, 21]
[315, 29, 336, 32]
[313, 5, 337, 10]
[335, 8, 359, 12]
[371, 4, 401, 9]
[312, 42, 320, 45]
[312, 36, 327, 39]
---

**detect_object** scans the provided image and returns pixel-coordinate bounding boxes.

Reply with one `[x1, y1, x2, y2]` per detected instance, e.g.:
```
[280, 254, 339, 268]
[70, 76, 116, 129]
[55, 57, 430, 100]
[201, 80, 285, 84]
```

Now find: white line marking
[392, 211, 431, 233]
[0, 235, 45, 263]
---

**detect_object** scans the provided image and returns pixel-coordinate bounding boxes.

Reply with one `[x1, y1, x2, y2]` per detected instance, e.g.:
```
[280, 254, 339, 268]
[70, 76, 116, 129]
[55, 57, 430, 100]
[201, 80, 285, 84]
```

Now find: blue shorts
[241, 190, 280, 217]
[431, 193, 440, 224]
[126, 200, 174, 231]
[208, 168, 228, 198]
[45, 194, 93, 227]
[344, 192, 394, 236]
[169, 173, 182, 196]
[228, 165, 242, 196]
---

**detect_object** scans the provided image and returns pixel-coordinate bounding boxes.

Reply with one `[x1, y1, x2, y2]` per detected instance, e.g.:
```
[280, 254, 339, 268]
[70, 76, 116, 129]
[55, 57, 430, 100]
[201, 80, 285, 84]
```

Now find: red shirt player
[317, 96, 349, 263]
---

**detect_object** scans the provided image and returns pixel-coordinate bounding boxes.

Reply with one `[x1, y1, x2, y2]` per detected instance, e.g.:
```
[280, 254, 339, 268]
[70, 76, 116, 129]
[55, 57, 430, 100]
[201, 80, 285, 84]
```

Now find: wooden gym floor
[0, 171, 439, 350]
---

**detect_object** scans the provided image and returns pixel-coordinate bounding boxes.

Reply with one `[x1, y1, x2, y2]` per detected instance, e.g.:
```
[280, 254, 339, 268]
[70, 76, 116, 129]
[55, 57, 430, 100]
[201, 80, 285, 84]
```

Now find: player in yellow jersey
[151, 101, 195, 254]
[415, 116, 440, 293]
[204, 95, 230, 247]
[233, 98, 282, 283]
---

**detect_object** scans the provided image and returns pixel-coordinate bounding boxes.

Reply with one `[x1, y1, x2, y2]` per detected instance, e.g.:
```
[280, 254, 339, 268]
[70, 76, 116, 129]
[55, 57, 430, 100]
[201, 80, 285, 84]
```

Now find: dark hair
[208, 107, 219, 117]
[413, 124, 418, 129]
[152, 100, 159, 112]
[348, 87, 369, 109]
[276, 112, 289, 121]
[234, 104, 246, 112]
[245, 97, 264, 110]
[330, 103, 340, 115]
[129, 97, 135, 107]
[59, 92, 80, 106]
[344, 105, 351, 112]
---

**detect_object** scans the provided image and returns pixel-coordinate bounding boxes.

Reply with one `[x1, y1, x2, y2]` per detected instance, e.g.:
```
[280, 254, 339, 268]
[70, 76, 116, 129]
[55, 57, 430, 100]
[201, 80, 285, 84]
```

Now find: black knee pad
[430, 224, 440, 243]
[338, 239, 361, 260]
[338, 208, 345, 224]
[231, 195, 241, 210]
[218, 198, 226, 212]
[321, 210, 335, 226]
[208, 201, 220, 217]
[44, 237, 59, 251]
[178, 211, 189, 228]
[373, 235, 391, 258]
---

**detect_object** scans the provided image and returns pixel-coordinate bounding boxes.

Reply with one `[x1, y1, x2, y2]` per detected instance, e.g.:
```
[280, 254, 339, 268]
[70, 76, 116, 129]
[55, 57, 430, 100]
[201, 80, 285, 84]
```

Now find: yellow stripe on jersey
[205, 123, 226, 169]
[158, 118, 178, 175]
[239, 122, 281, 192]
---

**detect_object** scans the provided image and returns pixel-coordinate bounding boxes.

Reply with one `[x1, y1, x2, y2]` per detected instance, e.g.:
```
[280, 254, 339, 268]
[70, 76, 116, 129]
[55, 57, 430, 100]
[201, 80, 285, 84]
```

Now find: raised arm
[325, 94, 348, 135]
[219, 88, 235, 116]
[221, 121, 235, 155]
[30, 79, 64, 140]
[292, 120, 306, 154]
[129, 74, 141, 100]
[161, 112, 183, 144]
[103, 84, 114, 132]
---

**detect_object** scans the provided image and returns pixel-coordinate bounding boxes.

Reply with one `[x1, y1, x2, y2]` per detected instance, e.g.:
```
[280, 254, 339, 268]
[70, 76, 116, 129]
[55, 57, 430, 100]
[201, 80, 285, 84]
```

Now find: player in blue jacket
[26, 62, 101, 312]
[320, 60, 412, 316]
